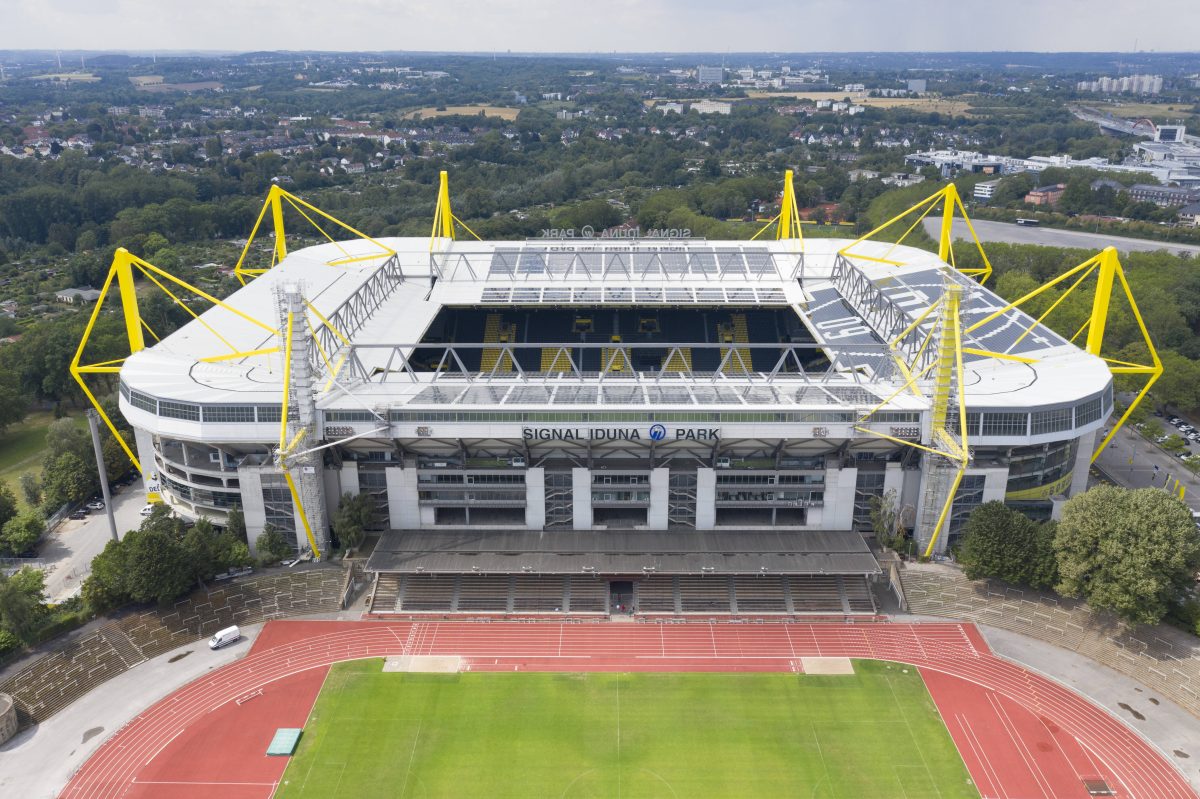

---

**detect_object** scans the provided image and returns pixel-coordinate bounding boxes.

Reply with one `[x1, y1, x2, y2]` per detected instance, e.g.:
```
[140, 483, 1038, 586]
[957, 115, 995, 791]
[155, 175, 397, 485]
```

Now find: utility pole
[86, 409, 119, 542]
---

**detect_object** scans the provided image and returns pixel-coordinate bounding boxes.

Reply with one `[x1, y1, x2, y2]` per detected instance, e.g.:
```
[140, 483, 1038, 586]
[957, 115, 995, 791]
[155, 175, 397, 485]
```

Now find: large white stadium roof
[119, 236, 1112, 427]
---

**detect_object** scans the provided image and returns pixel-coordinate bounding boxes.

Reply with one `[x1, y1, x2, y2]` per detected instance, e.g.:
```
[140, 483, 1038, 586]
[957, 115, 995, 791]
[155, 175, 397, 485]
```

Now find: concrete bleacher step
[97, 624, 148, 669]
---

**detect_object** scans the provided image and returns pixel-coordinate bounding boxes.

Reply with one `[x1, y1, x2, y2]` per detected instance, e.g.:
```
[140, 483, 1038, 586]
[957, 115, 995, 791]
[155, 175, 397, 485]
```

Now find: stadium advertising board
[523, 424, 718, 442]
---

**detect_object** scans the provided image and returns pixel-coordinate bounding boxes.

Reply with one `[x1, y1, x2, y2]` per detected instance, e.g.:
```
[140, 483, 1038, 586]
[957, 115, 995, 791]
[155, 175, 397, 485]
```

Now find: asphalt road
[921, 217, 1200, 258]
[39, 485, 146, 603]
[1092, 419, 1200, 511]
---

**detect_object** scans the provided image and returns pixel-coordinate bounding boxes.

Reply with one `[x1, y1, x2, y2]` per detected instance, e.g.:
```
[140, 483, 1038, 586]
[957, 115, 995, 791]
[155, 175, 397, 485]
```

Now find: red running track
[59, 620, 1198, 799]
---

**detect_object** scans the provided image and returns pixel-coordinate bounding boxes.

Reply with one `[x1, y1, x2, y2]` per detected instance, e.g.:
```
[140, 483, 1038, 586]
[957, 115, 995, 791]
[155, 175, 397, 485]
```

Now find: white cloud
[0, 0, 1197, 52]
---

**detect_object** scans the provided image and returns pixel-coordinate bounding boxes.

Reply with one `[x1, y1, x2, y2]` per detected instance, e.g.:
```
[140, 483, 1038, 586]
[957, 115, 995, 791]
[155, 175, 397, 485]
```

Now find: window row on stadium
[946, 389, 1110, 438]
[121, 382, 282, 423]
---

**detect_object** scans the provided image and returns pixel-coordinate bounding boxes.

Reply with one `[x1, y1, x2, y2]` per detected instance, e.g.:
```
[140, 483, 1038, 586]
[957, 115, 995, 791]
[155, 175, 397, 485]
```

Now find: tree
[122, 526, 193, 605]
[41, 451, 98, 509]
[1, 509, 46, 556]
[44, 417, 92, 462]
[255, 524, 293, 563]
[0, 481, 17, 533]
[957, 502, 1058, 589]
[19, 473, 42, 507]
[332, 492, 378, 552]
[82, 538, 129, 612]
[0, 566, 46, 643]
[225, 505, 247, 544]
[214, 529, 252, 570]
[0, 370, 27, 434]
[181, 518, 219, 587]
[1055, 486, 1200, 625]
[867, 489, 900, 549]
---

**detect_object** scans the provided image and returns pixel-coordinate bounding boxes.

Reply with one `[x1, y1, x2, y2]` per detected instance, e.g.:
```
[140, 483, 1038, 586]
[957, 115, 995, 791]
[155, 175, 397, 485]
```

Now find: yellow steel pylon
[854, 280, 969, 559]
[839, 182, 992, 283]
[71, 249, 281, 479]
[234, 184, 398, 284]
[751, 169, 804, 246]
[964, 246, 1162, 462]
[429, 170, 482, 251]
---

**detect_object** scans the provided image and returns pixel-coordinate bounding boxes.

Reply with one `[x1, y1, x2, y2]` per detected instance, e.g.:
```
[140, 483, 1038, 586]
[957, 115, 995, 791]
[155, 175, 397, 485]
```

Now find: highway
[921, 217, 1200, 258]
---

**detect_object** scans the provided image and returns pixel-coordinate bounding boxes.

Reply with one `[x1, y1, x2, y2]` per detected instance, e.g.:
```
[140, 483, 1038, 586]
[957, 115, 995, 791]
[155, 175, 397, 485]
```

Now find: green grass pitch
[276, 659, 979, 798]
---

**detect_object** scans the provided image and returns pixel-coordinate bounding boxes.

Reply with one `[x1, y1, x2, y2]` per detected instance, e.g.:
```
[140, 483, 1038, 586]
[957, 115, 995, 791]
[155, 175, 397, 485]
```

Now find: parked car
[208, 625, 241, 650]
[1169, 416, 1183, 424]
[69, 509, 89, 520]
[86, 500, 105, 511]
[139, 504, 156, 517]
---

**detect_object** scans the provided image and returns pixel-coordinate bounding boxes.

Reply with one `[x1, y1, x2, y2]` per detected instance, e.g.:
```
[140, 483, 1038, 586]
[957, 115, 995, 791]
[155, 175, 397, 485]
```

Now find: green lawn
[276, 660, 978, 799]
[0, 411, 88, 509]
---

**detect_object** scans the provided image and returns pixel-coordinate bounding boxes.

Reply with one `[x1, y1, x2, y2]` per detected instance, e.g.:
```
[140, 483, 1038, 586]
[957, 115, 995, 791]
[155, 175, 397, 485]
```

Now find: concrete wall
[648, 467, 669, 530]
[385, 467, 420, 529]
[235, 467, 266, 556]
[572, 467, 592, 530]
[979, 466, 1009, 504]
[133, 427, 157, 486]
[525, 467, 545, 530]
[1069, 431, 1096, 497]
[338, 461, 360, 497]
[0, 694, 16, 746]
[823, 466, 858, 530]
[322, 469, 340, 525]
[695, 468, 716, 529]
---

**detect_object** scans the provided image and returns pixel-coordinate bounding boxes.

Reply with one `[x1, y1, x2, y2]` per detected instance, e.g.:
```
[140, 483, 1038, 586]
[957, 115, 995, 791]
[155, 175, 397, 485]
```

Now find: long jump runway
[59, 620, 1198, 799]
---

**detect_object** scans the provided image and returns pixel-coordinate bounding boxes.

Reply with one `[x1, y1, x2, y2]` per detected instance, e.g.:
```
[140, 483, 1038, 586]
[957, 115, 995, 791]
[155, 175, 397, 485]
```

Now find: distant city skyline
[2, 0, 1199, 54]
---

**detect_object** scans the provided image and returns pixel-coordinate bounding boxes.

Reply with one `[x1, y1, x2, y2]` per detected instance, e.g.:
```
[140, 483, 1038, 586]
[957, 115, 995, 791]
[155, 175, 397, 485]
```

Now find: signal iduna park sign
[522, 424, 719, 442]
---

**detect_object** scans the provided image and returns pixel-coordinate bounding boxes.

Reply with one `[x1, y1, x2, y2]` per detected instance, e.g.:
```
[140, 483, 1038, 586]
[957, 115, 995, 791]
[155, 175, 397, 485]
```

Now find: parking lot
[1093, 406, 1200, 510]
[38, 481, 147, 604]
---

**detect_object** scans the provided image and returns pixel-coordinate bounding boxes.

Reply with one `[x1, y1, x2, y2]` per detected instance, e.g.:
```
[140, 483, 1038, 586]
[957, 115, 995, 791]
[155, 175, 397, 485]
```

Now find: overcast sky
[2, 0, 1198, 53]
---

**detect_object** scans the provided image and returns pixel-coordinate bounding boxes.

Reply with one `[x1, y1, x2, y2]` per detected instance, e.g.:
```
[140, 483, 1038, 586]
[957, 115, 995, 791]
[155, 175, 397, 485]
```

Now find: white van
[208, 625, 241, 650]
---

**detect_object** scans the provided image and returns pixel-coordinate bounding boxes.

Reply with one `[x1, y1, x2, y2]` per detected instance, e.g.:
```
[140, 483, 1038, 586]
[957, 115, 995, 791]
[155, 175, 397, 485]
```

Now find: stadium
[39, 173, 1198, 799]
[73, 171, 1157, 618]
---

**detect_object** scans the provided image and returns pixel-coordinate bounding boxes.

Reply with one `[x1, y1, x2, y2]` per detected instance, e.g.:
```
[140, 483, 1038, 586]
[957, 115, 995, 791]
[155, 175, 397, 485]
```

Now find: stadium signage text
[522, 426, 719, 442]
[539, 226, 692, 239]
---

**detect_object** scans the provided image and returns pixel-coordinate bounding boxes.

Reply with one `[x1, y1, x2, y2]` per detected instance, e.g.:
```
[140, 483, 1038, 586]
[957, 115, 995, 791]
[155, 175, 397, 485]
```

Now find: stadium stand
[635, 577, 677, 613]
[369, 571, 876, 618]
[397, 575, 456, 612]
[456, 575, 511, 612]
[0, 567, 344, 730]
[903, 564, 1200, 718]
[731, 576, 789, 613]
[511, 576, 565, 612]
[566, 577, 608, 613]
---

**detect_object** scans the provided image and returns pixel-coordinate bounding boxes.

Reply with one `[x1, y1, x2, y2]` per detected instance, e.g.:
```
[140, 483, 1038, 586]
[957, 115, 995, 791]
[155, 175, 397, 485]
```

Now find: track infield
[59, 620, 1198, 799]
[276, 659, 976, 799]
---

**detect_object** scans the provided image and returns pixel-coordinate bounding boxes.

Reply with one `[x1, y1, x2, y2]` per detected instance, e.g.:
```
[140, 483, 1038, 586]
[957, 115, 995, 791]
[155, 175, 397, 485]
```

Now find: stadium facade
[78, 176, 1157, 612]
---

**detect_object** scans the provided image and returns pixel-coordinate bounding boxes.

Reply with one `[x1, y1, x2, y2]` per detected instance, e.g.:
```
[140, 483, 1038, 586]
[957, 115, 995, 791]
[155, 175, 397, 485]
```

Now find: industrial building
[75, 175, 1158, 616]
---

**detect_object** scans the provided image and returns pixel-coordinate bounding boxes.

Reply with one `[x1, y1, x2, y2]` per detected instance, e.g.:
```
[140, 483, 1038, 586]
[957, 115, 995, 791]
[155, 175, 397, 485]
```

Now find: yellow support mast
[751, 169, 804, 245]
[234, 184, 397, 284]
[963, 246, 1162, 462]
[838, 182, 992, 283]
[428, 170, 482, 251]
[71, 249, 281, 481]
[854, 278, 969, 560]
